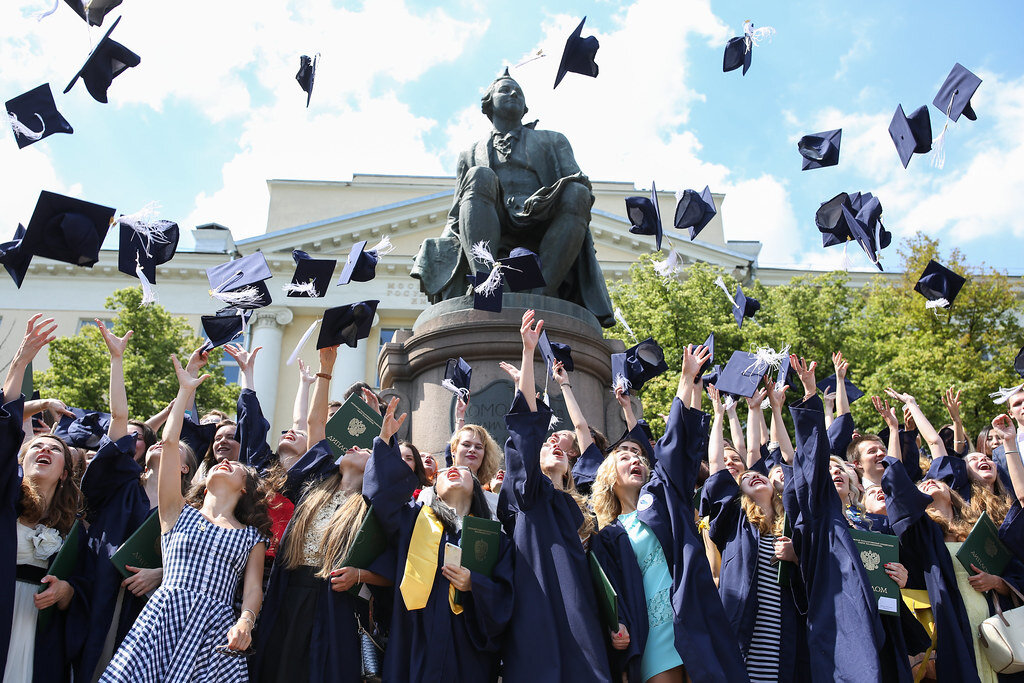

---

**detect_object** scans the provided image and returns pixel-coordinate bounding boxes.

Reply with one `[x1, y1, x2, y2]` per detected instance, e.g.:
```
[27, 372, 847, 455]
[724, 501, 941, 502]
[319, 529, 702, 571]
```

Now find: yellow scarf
[400, 506, 464, 615]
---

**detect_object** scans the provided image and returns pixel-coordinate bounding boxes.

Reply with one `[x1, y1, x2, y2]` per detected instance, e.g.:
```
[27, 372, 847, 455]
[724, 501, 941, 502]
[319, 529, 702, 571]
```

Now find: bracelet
[560, 383, 571, 389]
[357, 568, 363, 584]
[316, 372, 332, 380]
[238, 615, 255, 630]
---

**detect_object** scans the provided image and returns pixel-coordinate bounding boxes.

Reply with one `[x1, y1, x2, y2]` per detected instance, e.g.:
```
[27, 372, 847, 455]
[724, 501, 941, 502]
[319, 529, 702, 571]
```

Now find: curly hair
[918, 480, 976, 541]
[970, 479, 1011, 526]
[738, 470, 786, 536]
[449, 425, 503, 488]
[18, 435, 83, 535]
[480, 71, 528, 122]
[590, 450, 652, 530]
[185, 464, 273, 539]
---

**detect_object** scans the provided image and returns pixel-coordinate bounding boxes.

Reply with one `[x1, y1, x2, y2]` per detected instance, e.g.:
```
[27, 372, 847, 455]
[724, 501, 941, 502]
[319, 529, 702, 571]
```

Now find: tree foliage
[36, 287, 238, 419]
[606, 235, 1023, 442]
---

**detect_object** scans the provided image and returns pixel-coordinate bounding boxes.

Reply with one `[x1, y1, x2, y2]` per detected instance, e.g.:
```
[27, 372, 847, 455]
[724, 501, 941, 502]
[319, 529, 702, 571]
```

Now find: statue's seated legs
[456, 166, 502, 267]
[537, 181, 589, 297]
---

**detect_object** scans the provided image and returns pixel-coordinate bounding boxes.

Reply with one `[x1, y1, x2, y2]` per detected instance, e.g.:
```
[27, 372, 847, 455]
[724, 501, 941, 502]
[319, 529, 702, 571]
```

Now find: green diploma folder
[341, 505, 387, 597]
[37, 520, 80, 631]
[454, 516, 502, 606]
[956, 510, 1011, 577]
[109, 510, 163, 579]
[325, 394, 383, 461]
[588, 551, 619, 633]
[849, 528, 900, 616]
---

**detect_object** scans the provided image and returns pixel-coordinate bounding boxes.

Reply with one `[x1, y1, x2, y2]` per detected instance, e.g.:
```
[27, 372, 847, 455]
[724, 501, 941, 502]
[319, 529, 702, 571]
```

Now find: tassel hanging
[33, 0, 59, 21]
[743, 344, 790, 376]
[441, 378, 470, 401]
[368, 234, 394, 256]
[471, 241, 496, 266]
[7, 112, 45, 141]
[135, 256, 157, 305]
[475, 263, 504, 296]
[924, 297, 950, 310]
[714, 276, 739, 308]
[744, 20, 776, 48]
[931, 93, 956, 170]
[210, 285, 263, 307]
[653, 245, 681, 278]
[612, 373, 631, 394]
[282, 280, 318, 296]
[286, 319, 321, 366]
[514, 49, 546, 69]
[613, 308, 639, 344]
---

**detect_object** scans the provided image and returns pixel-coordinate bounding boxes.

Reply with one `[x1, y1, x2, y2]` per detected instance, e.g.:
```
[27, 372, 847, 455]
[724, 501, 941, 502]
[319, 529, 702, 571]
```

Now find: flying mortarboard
[888, 104, 932, 169]
[933, 63, 981, 123]
[442, 357, 472, 399]
[117, 216, 179, 284]
[0, 224, 32, 288]
[733, 285, 760, 328]
[296, 54, 318, 108]
[815, 192, 854, 248]
[6, 84, 73, 149]
[538, 330, 575, 373]
[554, 17, 600, 89]
[317, 300, 379, 349]
[63, 17, 141, 104]
[701, 364, 721, 388]
[625, 182, 662, 251]
[285, 249, 335, 298]
[63, 0, 122, 26]
[674, 186, 717, 240]
[54, 408, 111, 449]
[337, 236, 393, 286]
[200, 307, 251, 350]
[715, 351, 763, 398]
[500, 247, 546, 292]
[797, 129, 841, 170]
[841, 193, 891, 271]
[723, 21, 774, 76]
[1014, 346, 1024, 379]
[816, 374, 864, 403]
[206, 251, 273, 309]
[611, 337, 668, 395]
[467, 271, 502, 313]
[914, 259, 966, 310]
[22, 190, 115, 268]
[698, 333, 714, 377]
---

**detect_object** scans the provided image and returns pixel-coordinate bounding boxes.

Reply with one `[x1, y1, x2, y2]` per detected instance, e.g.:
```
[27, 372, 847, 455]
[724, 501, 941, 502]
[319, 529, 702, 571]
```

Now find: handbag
[357, 596, 388, 683]
[978, 583, 1024, 673]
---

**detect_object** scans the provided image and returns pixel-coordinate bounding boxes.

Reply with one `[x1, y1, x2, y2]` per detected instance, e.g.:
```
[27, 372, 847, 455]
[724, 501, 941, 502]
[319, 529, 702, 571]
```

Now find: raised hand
[708, 385, 725, 419]
[682, 343, 710, 380]
[614, 385, 631, 409]
[96, 319, 132, 358]
[520, 309, 543, 351]
[13, 314, 58, 367]
[884, 388, 917, 406]
[764, 377, 788, 411]
[360, 387, 381, 414]
[872, 396, 899, 428]
[832, 351, 848, 379]
[790, 354, 817, 398]
[170, 354, 210, 393]
[991, 414, 1018, 445]
[224, 343, 262, 376]
[942, 387, 962, 422]
[380, 396, 407, 443]
[902, 406, 917, 433]
[185, 345, 209, 377]
[498, 361, 521, 384]
[746, 387, 768, 410]
[297, 358, 316, 386]
[551, 360, 570, 388]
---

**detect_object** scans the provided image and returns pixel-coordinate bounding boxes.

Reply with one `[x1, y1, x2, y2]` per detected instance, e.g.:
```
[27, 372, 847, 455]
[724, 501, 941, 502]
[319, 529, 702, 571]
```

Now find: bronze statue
[412, 68, 614, 327]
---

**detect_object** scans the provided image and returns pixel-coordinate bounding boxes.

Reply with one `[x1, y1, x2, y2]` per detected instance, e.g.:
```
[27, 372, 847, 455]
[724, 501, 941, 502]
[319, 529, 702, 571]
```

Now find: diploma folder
[849, 528, 900, 616]
[37, 520, 81, 631]
[588, 551, 619, 633]
[109, 509, 162, 579]
[956, 510, 1012, 577]
[341, 505, 387, 597]
[454, 516, 502, 606]
[325, 393, 383, 461]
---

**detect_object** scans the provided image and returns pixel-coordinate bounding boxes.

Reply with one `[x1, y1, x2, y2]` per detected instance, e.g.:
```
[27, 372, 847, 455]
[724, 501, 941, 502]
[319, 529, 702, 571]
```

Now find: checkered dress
[99, 505, 264, 683]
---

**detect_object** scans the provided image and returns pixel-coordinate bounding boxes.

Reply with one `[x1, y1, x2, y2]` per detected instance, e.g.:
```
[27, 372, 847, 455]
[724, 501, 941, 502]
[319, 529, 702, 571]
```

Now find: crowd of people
[2, 309, 1023, 683]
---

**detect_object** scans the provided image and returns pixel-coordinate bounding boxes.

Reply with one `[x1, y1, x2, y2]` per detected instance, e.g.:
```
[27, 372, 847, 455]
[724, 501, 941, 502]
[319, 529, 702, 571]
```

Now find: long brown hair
[449, 425, 503, 487]
[919, 480, 976, 541]
[738, 470, 786, 537]
[18, 435, 83, 535]
[970, 480, 1011, 526]
[185, 464, 273, 539]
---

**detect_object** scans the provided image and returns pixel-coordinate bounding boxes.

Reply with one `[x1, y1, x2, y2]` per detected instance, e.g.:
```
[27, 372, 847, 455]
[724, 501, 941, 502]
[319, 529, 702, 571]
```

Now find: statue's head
[481, 67, 529, 122]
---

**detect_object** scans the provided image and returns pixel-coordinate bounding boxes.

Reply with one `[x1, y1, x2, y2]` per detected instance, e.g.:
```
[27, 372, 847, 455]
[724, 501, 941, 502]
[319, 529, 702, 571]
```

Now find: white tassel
[744, 344, 790, 376]
[367, 234, 394, 257]
[613, 308, 639, 344]
[548, 413, 560, 429]
[441, 378, 470, 400]
[743, 20, 776, 47]
[135, 256, 157, 306]
[542, 390, 550, 406]
[990, 383, 1024, 405]
[210, 286, 263, 307]
[613, 373, 631, 394]
[118, 202, 170, 258]
[282, 280, 318, 296]
[714, 276, 739, 308]
[471, 241, 496, 266]
[286, 319, 321, 366]
[7, 112, 45, 141]
[474, 264, 504, 296]
[840, 242, 852, 271]
[33, 0, 60, 21]
[931, 93, 955, 170]
[515, 49, 546, 68]
[925, 297, 949, 310]
[653, 245, 681, 278]
[724, 395, 736, 411]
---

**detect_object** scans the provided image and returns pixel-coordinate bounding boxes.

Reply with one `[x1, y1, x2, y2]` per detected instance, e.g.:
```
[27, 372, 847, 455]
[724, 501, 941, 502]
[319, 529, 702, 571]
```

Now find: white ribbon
[990, 383, 1024, 405]
[282, 280, 318, 296]
[210, 286, 263, 307]
[7, 111, 45, 141]
[471, 240, 496, 266]
[743, 20, 776, 50]
[743, 344, 790, 376]
[135, 255, 157, 306]
[653, 242, 681, 278]
[714, 276, 739, 308]
[368, 234, 394, 256]
[33, 0, 59, 21]
[613, 308, 639, 344]
[286, 318, 321, 366]
[924, 297, 949, 310]
[931, 93, 955, 170]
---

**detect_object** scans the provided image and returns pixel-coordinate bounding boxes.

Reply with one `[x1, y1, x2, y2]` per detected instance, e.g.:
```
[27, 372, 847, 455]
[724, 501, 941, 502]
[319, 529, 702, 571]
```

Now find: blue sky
[2, 0, 1022, 275]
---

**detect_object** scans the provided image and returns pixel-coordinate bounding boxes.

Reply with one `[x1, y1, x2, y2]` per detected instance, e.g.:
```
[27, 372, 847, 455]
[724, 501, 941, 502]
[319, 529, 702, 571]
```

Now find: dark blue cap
[698, 333, 714, 376]
[626, 182, 662, 251]
[798, 129, 841, 170]
[63, 0, 122, 26]
[701, 363, 721, 387]
[469, 271, 502, 313]
[317, 300, 378, 349]
[118, 219, 179, 283]
[841, 194, 891, 271]
[816, 374, 864, 402]
[1014, 346, 1024, 379]
[715, 351, 762, 398]
[63, 17, 141, 104]
[180, 412, 216, 461]
[0, 224, 32, 288]
[914, 260, 966, 309]
[815, 192, 854, 247]
[733, 285, 760, 328]
[296, 54, 317, 108]
[723, 35, 751, 75]
[206, 251, 273, 309]
[933, 63, 981, 123]
[674, 186, 717, 240]
[444, 357, 472, 394]
[200, 307, 250, 350]
[22, 190, 115, 268]
[500, 248, 545, 291]
[888, 104, 932, 169]
[611, 337, 668, 395]
[538, 331, 574, 373]
[5, 84, 73, 150]
[54, 408, 111, 449]
[554, 17, 600, 89]
[287, 249, 335, 298]
[337, 240, 380, 286]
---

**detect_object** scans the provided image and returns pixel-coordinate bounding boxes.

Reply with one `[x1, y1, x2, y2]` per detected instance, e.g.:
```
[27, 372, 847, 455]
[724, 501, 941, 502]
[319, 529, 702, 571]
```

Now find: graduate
[364, 397, 514, 682]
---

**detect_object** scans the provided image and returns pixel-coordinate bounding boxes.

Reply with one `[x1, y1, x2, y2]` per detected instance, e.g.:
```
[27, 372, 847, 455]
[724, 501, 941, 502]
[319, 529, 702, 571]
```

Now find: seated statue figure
[412, 68, 614, 327]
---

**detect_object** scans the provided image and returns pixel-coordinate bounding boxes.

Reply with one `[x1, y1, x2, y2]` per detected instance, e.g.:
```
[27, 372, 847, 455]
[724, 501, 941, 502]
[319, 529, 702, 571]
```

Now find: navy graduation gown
[991, 445, 1016, 498]
[1, 392, 26, 676]
[882, 455, 980, 683]
[365, 435, 513, 683]
[827, 412, 854, 458]
[236, 388, 273, 470]
[592, 523, 647, 682]
[789, 395, 887, 681]
[926, 455, 972, 501]
[497, 392, 611, 683]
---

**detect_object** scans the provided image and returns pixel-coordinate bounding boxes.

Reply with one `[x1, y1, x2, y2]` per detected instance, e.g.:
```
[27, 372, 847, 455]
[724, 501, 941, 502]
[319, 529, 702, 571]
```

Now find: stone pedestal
[377, 294, 629, 454]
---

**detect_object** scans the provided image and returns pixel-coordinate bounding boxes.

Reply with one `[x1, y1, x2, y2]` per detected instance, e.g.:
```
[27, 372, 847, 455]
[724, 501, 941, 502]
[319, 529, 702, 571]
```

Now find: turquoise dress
[619, 511, 682, 681]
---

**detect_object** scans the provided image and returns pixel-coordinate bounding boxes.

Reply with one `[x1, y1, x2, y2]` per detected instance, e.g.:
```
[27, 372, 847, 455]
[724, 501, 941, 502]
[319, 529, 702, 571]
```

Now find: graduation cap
[701, 363, 722, 388]
[674, 186, 717, 240]
[200, 307, 250, 350]
[816, 374, 864, 402]
[611, 337, 668, 395]
[723, 21, 773, 76]
[715, 351, 763, 398]
[0, 224, 32, 288]
[21, 190, 115, 268]
[117, 218, 179, 284]
[295, 54, 318, 108]
[206, 251, 273, 309]
[733, 285, 760, 328]
[797, 129, 841, 170]
[538, 331, 574, 373]
[1014, 346, 1024, 379]
[63, 17, 141, 104]
[285, 250, 335, 298]
[625, 182, 662, 250]
[815, 192, 854, 247]
[63, 0, 122, 26]
[337, 236, 393, 286]
[442, 357, 472, 399]
[6, 84, 73, 149]
[501, 247, 545, 292]
[468, 271, 502, 313]
[54, 408, 111, 449]
[841, 193, 891, 271]
[698, 333, 714, 377]
[554, 17, 600, 89]
[933, 63, 981, 123]
[317, 300, 379, 349]
[888, 104, 932, 169]
[914, 259, 966, 310]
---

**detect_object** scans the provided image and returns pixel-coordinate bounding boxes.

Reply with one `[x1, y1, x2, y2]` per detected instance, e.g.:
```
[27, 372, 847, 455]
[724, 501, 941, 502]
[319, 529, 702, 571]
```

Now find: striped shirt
[746, 534, 782, 682]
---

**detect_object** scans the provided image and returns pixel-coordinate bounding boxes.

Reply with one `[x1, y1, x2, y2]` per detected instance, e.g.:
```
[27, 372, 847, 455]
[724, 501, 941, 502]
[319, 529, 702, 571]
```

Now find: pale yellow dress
[946, 542, 999, 683]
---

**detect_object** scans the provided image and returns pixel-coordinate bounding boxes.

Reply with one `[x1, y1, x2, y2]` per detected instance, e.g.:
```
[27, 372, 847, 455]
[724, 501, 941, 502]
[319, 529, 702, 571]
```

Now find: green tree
[36, 287, 239, 419]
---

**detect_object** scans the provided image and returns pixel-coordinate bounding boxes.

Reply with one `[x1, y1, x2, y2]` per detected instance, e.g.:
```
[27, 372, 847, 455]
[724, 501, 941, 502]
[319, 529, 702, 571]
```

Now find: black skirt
[258, 565, 322, 683]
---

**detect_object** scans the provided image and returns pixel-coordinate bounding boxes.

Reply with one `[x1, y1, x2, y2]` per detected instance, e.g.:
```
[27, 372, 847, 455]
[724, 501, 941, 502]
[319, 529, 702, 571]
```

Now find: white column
[248, 307, 293, 435]
[330, 343, 370, 401]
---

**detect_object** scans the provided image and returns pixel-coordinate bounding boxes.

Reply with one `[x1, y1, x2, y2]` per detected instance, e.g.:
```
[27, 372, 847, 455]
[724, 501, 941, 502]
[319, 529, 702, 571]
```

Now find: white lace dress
[3, 522, 62, 683]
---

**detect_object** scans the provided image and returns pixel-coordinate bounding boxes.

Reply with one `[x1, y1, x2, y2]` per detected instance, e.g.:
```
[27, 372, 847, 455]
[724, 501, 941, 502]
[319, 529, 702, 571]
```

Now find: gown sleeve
[236, 388, 273, 470]
[363, 435, 419, 536]
[80, 434, 143, 521]
[788, 395, 836, 518]
[702, 470, 742, 551]
[652, 397, 710, 501]
[0, 392, 26, 506]
[898, 429, 923, 483]
[501, 391, 554, 512]
[457, 535, 515, 654]
[827, 412, 854, 458]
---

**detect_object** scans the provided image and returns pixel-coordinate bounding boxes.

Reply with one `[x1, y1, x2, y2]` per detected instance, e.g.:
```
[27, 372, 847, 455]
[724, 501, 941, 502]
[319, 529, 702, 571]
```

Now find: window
[79, 318, 113, 332]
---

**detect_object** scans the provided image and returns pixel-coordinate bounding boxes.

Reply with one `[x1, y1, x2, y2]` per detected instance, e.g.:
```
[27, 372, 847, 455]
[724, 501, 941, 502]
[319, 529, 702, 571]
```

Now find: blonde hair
[830, 456, 863, 507]
[918, 480, 976, 541]
[449, 425, 503, 486]
[738, 471, 786, 536]
[970, 481, 1011, 526]
[590, 450, 652, 530]
[278, 473, 369, 578]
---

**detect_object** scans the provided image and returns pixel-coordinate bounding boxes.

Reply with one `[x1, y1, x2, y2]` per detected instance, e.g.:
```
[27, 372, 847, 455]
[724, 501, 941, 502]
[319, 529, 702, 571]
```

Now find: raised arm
[942, 387, 967, 456]
[97, 320, 133, 441]
[159, 355, 210, 532]
[992, 415, 1024, 507]
[652, 344, 711, 495]
[553, 360, 594, 454]
[518, 310, 542, 413]
[145, 399, 173, 433]
[725, 398, 746, 463]
[308, 346, 336, 447]
[616, 385, 639, 431]
[832, 351, 851, 417]
[292, 358, 316, 434]
[707, 385, 727, 474]
[3, 314, 56, 400]
[223, 343, 261, 393]
[765, 377, 794, 465]
[361, 397, 414, 535]
[872, 396, 902, 464]
[885, 389, 947, 460]
[744, 388, 767, 467]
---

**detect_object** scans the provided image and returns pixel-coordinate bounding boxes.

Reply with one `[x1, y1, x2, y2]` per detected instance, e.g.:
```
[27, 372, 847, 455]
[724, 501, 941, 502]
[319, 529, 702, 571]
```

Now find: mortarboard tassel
[118, 202, 170, 258]
[210, 285, 263, 307]
[931, 93, 956, 170]
[743, 20, 776, 50]
[475, 263, 505, 297]
[515, 49, 546, 69]
[441, 378, 470, 401]
[286, 318, 321, 366]
[840, 241, 853, 272]
[471, 240, 496, 266]
[282, 280, 318, 296]
[724, 395, 737, 411]
[33, 0, 59, 21]
[653, 244, 681, 278]
[367, 234, 395, 257]
[612, 373, 631, 394]
[548, 412, 560, 429]
[990, 383, 1024, 405]
[744, 344, 790, 376]
[924, 297, 950, 310]
[613, 308, 639, 344]
[135, 255, 157, 306]
[7, 111, 45, 141]
[714, 276, 739, 308]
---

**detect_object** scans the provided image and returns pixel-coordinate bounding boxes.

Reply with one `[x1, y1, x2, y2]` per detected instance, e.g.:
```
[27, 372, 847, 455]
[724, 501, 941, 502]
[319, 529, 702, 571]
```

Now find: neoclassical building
[0, 173, 887, 435]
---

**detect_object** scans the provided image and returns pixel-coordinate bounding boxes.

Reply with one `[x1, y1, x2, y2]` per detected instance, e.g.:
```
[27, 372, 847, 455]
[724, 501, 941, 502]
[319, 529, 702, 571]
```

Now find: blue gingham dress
[99, 504, 264, 683]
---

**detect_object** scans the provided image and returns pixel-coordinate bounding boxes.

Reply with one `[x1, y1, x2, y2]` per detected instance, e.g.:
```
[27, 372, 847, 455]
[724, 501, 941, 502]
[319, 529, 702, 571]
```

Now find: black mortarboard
[816, 374, 864, 402]
[500, 248, 546, 291]
[180, 412, 216, 460]
[723, 35, 751, 75]
[611, 337, 668, 395]
[1014, 346, 1024, 379]
[317, 300, 379, 349]
[626, 182, 662, 250]
[63, 0, 122, 26]
[733, 285, 760, 328]
[554, 17, 600, 89]
[888, 104, 932, 169]
[698, 333, 714, 376]
[287, 249, 335, 297]
[337, 240, 382, 286]
[674, 186, 717, 240]
[6, 84, 73, 149]
[701, 363, 721, 387]
[775, 354, 793, 390]
[841, 193, 891, 271]
[914, 260, 966, 309]
[0, 224, 32, 288]
[538, 331, 575, 373]
[715, 351, 762, 398]
[200, 307, 250, 350]
[443, 357, 472, 396]
[815, 192, 854, 247]
[206, 252, 273, 309]
[54, 408, 111, 449]
[22, 190, 115, 268]
[63, 17, 141, 104]
[797, 129, 841, 170]
[117, 219, 179, 283]
[469, 271, 502, 313]
[295, 54, 317, 108]
[933, 63, 981, 123]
